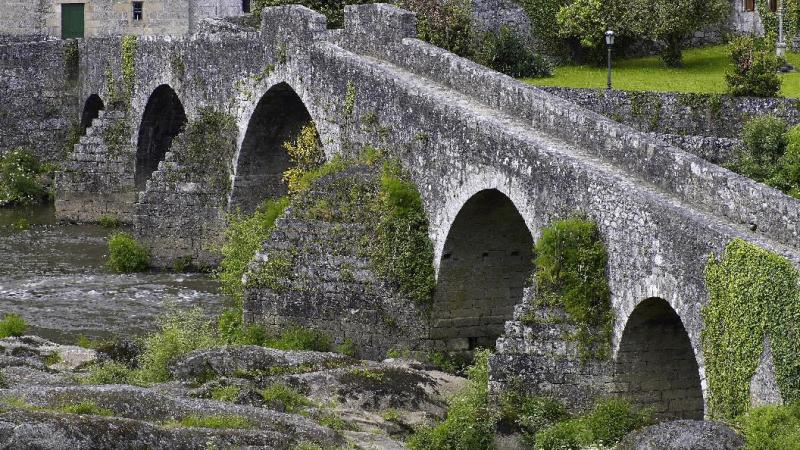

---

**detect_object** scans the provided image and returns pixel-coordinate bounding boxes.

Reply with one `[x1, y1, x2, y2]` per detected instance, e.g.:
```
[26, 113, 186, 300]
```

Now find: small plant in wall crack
[343, 81, 356, 120]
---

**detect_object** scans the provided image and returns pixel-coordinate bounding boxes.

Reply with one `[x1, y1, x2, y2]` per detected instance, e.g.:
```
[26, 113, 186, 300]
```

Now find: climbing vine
[523, 217, 613, 361]
[343, 81, 356, 120]
[172, 108, 238, 192]
[702, 239, 800, 419]
[121, 36, 138, 104]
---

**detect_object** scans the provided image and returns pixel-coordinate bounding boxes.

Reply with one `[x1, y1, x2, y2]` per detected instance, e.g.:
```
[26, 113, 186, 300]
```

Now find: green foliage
[107, 232, 150, 273]
[102, 118, 131, 157]
[730, 117, 800, 200]
[408, 349, 498, 450]
[218, 307, 269, 346]
[499, 389, 569, 444]
[0, 148, 47, 207]
[80, 361, 132, 385]
[217, 197, 289, 304]
[261, 383, 313, 413]
[476, 26, 553, 78]
[43, 352, 61, 366]
[64, 40, 80, 81]
[726, 36, 782, 98]
[428, 351, 472, 375]
[59, 400, 114, 417]
[175, 108, 238, 191]
[736, 403, 800, 450]
[702, 239, 800, 419]
[319, 413, 356, 431]
[99, 215, 120, 228]
[516, 0, 569, 57]
[533, 398, 650, 449]
[528, 217, 612, 360]
[12, 218, 29, 231]
[264, 326, 331, 352]
[120, 36, 138, 105]
[336, 338, 357, 357]
[401, 0, 475, 58]
[283, 123, 323, 195]
[165, 414, 255, 430]
[210, 385, 241, 402]
[0, 314, 27, 338]
[372, 162, 436, 305]
[134, 308, 219, 384]
[245, 250, 295, 292]
[343, 81, 356, 119]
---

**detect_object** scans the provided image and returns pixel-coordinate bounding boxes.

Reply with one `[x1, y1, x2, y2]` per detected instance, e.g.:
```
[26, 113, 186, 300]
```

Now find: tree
[556, 0, 629, 64]
[624, 0, 731, 67]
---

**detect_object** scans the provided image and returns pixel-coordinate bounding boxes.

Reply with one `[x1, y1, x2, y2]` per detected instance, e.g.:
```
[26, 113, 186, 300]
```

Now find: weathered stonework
[3, 2, 799, 418]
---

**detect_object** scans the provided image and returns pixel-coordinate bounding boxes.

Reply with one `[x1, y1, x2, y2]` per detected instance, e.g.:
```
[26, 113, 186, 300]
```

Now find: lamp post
[605, 30, 615, 90]
[777, 0, 786, 59]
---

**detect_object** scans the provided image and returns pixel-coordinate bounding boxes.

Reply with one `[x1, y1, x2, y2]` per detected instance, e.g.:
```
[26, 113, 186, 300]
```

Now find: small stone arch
[229, 82, 317, 214]
[80, 94, 104, 135]
[431, 189, 534, 352]
[614, 297, 704, 419]
[135, 84, 187, 191]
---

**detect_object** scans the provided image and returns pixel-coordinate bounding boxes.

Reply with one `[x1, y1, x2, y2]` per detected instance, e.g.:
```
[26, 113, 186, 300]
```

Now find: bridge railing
[334, 4, 799, 252]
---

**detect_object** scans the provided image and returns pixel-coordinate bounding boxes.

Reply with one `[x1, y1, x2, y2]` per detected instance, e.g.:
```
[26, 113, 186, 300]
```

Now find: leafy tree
[625, 0, 731, 67]
[725, 35, 782, 98]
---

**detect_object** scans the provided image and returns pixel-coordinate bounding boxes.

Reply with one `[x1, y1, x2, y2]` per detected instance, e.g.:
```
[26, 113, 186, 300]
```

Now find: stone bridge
[45, 4, 800, 419]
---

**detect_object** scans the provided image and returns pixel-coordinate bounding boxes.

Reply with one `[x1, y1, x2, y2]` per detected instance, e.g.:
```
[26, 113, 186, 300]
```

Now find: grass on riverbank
[525, 45, 800, 98]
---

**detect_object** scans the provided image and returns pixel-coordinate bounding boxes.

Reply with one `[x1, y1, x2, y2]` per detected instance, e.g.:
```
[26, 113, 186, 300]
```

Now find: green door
[61, 4, 85, 39]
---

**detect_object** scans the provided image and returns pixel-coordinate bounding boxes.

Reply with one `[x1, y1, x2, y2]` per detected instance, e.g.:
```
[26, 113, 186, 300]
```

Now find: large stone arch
[80, 94, 104, 135]
[229, 81, 317, 214]
[431, 188, 534, 352]
[135, 84, 187, 190]
[614, 297, 704, 420]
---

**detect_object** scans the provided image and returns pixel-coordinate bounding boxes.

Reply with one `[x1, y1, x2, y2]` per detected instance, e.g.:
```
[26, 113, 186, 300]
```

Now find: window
[242, 0, 251, 13]
[744, 0, 755, 11]
[132, 2, 143, 21]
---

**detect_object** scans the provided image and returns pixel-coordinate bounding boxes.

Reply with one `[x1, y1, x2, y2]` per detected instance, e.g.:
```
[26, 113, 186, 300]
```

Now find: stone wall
[0, 0, 47, 38]
[0, 39, 79, 161]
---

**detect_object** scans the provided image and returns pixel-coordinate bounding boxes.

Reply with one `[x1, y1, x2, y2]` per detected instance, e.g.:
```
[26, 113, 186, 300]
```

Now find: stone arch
[80, 94, 104, 135]
[135, 84, 187, 191]
[431, 189, 534, 352]
[229, 82, 317, 214]
[615, 297, 704, 420]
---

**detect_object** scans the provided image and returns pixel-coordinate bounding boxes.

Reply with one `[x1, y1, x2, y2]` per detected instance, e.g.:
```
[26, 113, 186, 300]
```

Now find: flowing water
[0, 204, 226, 344]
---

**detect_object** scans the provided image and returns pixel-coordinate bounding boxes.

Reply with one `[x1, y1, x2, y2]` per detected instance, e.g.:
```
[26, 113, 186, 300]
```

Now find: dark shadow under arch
[80, 94, 104, 135]
[229, 82, 316, 214]
[136, 84, 187, 191]
[431, 189, 534, 352]
[615, 297, 704, 420]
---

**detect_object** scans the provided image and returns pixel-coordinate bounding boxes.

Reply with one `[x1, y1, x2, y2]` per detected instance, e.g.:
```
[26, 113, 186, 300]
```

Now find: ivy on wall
[523, 217, 613, 361]
[703, 239, 800, 419]
[757, 0, 800, 43]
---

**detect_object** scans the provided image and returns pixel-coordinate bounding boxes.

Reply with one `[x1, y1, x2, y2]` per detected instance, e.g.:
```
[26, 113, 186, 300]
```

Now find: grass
[261, 383, 313, 413]
[0, 313, 27, 338]
[525, 45, 800, 98]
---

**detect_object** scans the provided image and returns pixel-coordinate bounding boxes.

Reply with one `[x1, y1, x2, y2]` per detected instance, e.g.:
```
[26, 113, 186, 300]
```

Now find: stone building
[0, 0, 248, 40]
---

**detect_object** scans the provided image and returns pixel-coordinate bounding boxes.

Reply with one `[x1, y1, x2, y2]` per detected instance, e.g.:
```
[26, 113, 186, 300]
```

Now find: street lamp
[605, 30, 615, 90]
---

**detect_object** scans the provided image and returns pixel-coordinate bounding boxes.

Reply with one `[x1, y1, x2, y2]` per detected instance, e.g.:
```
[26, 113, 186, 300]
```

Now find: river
[0, 204, 226, 344]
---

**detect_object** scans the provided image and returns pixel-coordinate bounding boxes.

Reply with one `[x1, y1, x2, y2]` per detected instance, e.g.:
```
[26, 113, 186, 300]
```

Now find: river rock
[618, 420, 745, 450]
[169, 345, 355, 381]
[0, 336, 96, 371]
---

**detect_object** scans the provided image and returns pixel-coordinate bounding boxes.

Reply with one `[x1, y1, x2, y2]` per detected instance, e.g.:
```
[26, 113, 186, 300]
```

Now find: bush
[283, 123, 324, 195]
[499, 390, 569, 444]
[401, 0, 476, 58]
[134, 308, 219, 384]
[530, 217, 612, 360]
[726, 36, 782, 98]
[534, 418, 591, 450]
[477, 26, 552, 78]
[730, 117, 800, 199]
[0, 313, 27, 338]
[736, 403, 800, 449]
[107, 232, 150, 273]
[81, 361, 132, 385]
[99, 215, 120, 228]
[0, 148, 48, 207]
[407, 349, 498, 450]
[261, 383, 313, 413]
[265, 326, 330, 352]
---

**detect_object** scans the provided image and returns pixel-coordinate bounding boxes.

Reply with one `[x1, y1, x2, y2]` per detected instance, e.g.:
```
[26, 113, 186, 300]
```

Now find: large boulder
[618, 420, 745, 450]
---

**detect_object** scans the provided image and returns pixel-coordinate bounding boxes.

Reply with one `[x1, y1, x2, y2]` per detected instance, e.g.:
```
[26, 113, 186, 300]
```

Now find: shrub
[726, 36, 782, 98]
[0, 314, 27, 338]
[336, 338, 357, 357]
[217, 197, 289, 305]
[261, 383, 313, 413]
[534, 418, 591, 450]
[730, 117, 800, 199]
[782, 126, 800, 198]
[401, 0, 476, 58]
[529, 217, 612, 360]
[107, 232, 150, 273]
[283, 123, 324, 195]
[134, 308, 219, 384]
[736, 403, 800, 450]
[165, 414, 256, 430]
[0, 148, 47, 207]
[99, 215, 120, 228]
[265, 326, 330, 352]
[407, 349, 498, 450]
[81, 361, 132, 385]
[499, 390, 569, 444]
[476, 26, 552, 78]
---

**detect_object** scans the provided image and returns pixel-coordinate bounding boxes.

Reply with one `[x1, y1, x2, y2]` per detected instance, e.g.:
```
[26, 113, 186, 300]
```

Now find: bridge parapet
[261, 5, 327, 51]
[342, 4, 417, 56]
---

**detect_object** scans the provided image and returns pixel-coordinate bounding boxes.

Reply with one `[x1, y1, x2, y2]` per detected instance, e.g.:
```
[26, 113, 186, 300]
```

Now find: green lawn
[524, 45, 800, 98]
